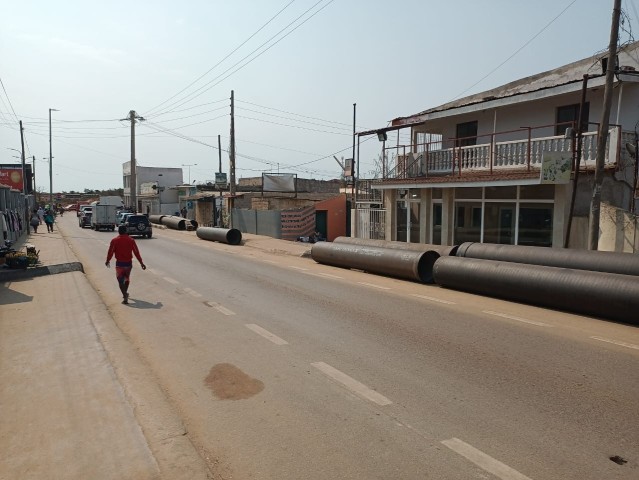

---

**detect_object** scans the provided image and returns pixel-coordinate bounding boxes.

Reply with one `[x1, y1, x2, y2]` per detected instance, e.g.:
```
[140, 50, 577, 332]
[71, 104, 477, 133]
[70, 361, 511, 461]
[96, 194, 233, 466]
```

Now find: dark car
[124, 214, 152, 238]
[79, 212, 92, 228]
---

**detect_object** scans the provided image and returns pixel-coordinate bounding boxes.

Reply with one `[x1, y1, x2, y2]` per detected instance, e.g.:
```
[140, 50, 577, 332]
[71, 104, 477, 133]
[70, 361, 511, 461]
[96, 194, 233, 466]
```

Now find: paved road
[64, 216, 639, 479]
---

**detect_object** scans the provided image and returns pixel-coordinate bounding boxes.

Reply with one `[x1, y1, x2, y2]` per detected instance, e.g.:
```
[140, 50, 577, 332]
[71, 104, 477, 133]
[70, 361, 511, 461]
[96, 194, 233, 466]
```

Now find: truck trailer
[90, 201, 118, 231]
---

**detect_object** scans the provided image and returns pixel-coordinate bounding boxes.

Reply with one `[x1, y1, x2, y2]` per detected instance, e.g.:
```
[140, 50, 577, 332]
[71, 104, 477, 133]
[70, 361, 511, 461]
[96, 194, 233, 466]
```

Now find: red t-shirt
[106, 234, 144, 265]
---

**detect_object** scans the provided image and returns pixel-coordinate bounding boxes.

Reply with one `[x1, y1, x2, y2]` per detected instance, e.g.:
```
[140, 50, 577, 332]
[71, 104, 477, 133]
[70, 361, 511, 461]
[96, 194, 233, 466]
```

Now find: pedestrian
[37, 206, 44, 225]
[29, 210, 40, 233]
[181, 206, 187, 218]
[105, 225, 146, 304]
[44, 209, 55, 232]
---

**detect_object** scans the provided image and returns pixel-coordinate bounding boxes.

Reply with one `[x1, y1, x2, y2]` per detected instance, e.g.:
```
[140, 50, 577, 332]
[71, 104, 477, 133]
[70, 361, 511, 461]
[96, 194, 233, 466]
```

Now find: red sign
[0, 168, 24, 191]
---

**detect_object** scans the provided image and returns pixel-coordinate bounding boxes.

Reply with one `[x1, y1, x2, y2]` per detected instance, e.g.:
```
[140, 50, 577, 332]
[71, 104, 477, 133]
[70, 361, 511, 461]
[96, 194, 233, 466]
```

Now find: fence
[355, 207, 386, 240]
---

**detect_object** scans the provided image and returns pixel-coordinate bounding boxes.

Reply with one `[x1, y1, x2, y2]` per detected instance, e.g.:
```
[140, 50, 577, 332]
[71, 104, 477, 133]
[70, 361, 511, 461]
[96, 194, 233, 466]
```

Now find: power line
[145, 98, 227, 119]
[235, 106, 352, 131]
[148, 0, 334, 116]
[144, 0, 297, 116]
[450, 0, 577, 101]
[236, 115, 351, 136]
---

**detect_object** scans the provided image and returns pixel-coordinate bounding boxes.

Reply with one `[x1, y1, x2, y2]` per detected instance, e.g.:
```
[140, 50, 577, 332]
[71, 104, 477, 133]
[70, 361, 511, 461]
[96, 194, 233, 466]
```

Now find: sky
[0, 0, 632, 193]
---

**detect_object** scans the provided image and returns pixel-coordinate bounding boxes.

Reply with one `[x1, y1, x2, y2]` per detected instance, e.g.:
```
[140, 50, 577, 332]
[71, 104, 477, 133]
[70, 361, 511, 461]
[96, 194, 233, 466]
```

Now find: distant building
[122, 162, 183, 213]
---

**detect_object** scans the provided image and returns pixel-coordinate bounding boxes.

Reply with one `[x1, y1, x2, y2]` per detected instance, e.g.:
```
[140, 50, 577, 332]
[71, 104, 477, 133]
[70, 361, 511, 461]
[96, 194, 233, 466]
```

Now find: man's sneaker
[122, 293, 129, 304]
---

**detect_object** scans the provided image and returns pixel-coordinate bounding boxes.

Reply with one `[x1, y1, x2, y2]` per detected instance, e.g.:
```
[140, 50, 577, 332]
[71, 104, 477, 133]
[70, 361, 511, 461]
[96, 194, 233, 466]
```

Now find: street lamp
[182, 163, 197, 184]
[49, 108, 59, 204]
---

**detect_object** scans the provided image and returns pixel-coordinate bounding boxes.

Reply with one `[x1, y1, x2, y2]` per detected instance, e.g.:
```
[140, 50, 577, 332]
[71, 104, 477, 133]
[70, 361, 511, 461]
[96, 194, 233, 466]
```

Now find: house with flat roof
[356, 41, 639, 251]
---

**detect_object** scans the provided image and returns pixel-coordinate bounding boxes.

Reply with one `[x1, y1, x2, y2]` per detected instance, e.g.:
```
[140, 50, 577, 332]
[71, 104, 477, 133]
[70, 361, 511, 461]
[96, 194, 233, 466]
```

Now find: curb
[0, 261, 84, 281]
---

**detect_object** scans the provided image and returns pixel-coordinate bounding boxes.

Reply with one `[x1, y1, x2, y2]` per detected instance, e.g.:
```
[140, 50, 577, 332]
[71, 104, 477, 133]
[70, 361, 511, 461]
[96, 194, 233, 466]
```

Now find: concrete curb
[0, 261, 84, 281]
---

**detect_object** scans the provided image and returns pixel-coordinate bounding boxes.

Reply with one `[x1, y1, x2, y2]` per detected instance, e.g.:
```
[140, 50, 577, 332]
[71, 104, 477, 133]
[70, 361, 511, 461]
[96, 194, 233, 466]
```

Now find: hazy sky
[0, 0, 629, 192]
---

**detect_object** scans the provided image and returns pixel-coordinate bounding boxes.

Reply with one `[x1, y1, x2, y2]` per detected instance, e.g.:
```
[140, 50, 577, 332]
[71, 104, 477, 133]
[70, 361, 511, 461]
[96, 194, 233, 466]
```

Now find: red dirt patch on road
[205, 363, 264, 400]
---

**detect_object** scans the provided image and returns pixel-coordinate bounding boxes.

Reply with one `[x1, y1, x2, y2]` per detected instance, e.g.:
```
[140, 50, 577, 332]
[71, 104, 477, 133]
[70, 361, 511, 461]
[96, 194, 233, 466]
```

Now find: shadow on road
[126, 299, 163, 309]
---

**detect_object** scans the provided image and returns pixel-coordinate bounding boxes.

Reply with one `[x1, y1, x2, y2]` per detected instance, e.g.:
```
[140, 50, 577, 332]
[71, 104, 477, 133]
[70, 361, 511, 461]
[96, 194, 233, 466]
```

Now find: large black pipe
[333, 236, 458, 257]
[148, 214, 165, 225]
[162, 216, 186, 230]
[433, 256, 639, 323]
[196, 227, 242, 245]
[311, 242, 440, 283]
[456, 242, 639, 277]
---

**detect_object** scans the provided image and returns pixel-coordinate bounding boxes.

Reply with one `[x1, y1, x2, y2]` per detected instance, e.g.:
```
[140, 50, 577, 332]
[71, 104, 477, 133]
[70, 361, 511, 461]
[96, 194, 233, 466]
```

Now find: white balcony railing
[386, 128, 622, 180]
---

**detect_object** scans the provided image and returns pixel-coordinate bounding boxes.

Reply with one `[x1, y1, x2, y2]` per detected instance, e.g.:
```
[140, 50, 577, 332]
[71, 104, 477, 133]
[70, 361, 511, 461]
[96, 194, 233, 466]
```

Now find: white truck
[90, 200, 118, 231]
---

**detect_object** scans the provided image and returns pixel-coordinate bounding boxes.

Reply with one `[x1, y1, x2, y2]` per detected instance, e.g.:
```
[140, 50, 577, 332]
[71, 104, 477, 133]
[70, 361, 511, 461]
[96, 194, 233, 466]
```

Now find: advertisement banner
[540, 151, 572, 184]
[0, 167, 24, 191]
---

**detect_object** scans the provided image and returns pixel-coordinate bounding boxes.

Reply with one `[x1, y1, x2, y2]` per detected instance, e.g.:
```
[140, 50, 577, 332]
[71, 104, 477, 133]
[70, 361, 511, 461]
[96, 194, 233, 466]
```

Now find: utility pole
[218, 134, 222, 173]
[216, 134, 222, 227]
[19, 120, 29, 233]
[122, 110, 145, 211]
[588, 0, 621, 250]
[32, 155, 36, 197]
[49, 108, 59, 204]
[229, 91, 236, 228]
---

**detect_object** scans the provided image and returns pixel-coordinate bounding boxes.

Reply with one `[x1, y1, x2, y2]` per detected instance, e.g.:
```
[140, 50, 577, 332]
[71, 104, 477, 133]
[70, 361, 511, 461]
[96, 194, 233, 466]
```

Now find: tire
[147, 232, 152, 238]
[136, 223, 146, 232]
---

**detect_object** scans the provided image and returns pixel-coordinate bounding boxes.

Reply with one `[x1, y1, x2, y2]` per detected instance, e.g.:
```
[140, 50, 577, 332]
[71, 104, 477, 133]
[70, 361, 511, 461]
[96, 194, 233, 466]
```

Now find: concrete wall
[314, 194, 347, 241]
[238, 177, 340, 194]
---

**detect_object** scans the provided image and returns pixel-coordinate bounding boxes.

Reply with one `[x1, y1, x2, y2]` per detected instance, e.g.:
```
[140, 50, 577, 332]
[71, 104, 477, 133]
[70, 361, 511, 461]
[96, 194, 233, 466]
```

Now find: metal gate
[355, 208, 386, 240]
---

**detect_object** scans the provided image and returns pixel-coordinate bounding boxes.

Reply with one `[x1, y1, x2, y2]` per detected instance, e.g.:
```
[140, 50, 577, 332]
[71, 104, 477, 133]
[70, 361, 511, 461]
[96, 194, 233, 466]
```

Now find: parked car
[117, 211, 134, 224]
[123, 214, 152, 238]
[79, 212, 92, 228]
[78, 205, 92, 217]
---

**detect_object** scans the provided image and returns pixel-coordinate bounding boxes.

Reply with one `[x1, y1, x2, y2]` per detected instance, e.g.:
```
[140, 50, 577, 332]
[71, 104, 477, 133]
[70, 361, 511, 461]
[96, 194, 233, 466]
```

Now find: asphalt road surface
[61, 216, 639, 479]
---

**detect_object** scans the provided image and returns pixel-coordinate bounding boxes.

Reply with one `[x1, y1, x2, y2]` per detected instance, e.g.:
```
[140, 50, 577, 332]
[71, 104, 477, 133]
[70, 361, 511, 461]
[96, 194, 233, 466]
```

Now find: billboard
[262, 173, 296, 193]
[0, 164, 33, 192]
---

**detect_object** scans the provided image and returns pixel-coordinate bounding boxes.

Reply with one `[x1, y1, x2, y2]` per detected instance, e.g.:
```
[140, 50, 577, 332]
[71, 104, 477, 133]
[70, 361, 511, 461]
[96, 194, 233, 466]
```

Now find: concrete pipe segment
[433, 256, 639, 324]
[333, 236, 458, 257]
[161, 216, 187, 230]
[311, 242, 440, 283]
[196, 227, 242, 245]
[148, 214, 165, 225]
[456, 242, 639, 276]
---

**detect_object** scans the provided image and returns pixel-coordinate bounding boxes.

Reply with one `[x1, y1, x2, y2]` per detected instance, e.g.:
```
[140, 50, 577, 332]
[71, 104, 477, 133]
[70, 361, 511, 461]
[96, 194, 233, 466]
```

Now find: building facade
[356, 41, 639, 250]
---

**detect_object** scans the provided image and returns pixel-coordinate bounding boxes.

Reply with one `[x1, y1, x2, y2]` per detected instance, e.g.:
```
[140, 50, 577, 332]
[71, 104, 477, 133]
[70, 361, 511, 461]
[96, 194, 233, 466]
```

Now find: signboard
[540, 151, 572, 184]
[215, 172, 227, 187]
[344, 158, 354, 177]
[0, 167, 24, 191]
[262, 173, 296, 193]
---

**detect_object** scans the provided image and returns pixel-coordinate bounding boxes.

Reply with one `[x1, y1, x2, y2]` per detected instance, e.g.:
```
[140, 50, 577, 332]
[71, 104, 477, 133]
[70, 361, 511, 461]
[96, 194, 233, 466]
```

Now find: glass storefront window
[454, 202, 482, 243]
[410, 202, 420, 242]
[396, 201, 407, 242]
[519, 203, 553, 246]
[483, 202, 516, 244]
[432, 203, 442, 244]
[520, 184, 555, 199]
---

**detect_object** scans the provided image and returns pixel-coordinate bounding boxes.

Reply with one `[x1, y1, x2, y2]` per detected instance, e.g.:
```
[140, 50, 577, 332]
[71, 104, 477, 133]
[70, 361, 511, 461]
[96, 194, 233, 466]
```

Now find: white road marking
[205, 301, 235, 316]
[288, 265, 309, 271]
[311, 362, 392, 406]
[442, 438, 533, 480]
[411, 294, 456, 305]
[483, 310, 551, 327]
[163, 277, 179, 285]
[358, 282, 391, 290]
[261, 259, 278, 264]
[245, 324, 288, 345]
[146, 268, 161, 275]
[591, 336, 639, 350]
[305, 272, 343, 279]
[184, 287, 202, 298]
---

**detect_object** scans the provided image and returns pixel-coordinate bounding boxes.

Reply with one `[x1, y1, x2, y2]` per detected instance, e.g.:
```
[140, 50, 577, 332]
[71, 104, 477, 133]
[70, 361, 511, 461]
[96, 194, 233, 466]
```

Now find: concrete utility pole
[19, 121, 26, 193]
[218, 134, 222, 173]
[122, 110, 145, 211]
[588, 0, 621, 250]
[32, 155, 36, 196]
[229, 91, 236, 228]
[48, 108, 59, 204]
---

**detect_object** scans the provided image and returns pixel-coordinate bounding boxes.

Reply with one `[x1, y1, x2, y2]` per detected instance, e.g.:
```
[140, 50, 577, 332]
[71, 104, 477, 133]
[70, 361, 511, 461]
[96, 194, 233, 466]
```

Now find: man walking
[105, 225, 146, 304]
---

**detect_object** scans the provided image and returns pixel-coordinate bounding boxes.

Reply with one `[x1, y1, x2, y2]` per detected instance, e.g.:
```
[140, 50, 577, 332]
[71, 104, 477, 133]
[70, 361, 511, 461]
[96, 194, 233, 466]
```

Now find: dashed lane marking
[205, 301, 235, 316]
[357, 282, 391, 290]
[304, 272, 343, 279]
[184, 287, 202, 298]
[245, 324, 288, 345]
[288, 265, 309, 271]
[261, 259, 278, 264]
[483, 310, 551, 327]
[311, 362, 392, 406]
[411, 294, 456, 305]
[442, 438, 533, 480]
[163, 277, 179, 285]
[591, 336, 639, 350]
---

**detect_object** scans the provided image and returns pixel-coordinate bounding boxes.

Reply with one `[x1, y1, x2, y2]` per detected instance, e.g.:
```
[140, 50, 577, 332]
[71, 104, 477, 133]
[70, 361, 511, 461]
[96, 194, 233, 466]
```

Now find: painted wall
[314, 194, 347, 241]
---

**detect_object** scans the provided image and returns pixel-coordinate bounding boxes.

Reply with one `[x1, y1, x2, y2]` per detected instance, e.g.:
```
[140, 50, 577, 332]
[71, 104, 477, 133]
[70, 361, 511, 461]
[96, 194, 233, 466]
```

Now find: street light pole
[182, 163, 197, 184]
[49, 108, 59, 205]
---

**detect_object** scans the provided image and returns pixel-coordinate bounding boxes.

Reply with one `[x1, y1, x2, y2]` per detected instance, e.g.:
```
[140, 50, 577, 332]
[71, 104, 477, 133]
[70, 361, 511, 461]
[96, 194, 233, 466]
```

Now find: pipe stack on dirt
[433, 256, 639, 324]
[196, 227, 242, 245]
[311, 242, 440, 283]
[333, 236, 458, 257]
[161, 216, 186, 230]
[455, 242, 639, 276]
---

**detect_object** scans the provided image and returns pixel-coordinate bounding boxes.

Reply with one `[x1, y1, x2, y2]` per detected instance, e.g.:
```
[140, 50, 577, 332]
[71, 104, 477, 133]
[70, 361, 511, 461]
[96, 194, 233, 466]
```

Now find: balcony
[382, 124, 629, 181]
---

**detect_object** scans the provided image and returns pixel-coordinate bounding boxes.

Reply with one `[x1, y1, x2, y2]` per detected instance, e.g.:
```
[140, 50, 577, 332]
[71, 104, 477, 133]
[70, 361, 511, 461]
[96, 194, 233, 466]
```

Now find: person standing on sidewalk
[105, 225, 146, 304]
[37, 206, 45, 225]
[43, 209, 55, 232]
[29, 210, 40, 233]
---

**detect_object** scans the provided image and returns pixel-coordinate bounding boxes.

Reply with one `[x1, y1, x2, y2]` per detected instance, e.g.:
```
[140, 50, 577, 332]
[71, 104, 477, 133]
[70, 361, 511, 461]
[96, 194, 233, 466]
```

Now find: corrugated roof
[391, 41, 639, 126]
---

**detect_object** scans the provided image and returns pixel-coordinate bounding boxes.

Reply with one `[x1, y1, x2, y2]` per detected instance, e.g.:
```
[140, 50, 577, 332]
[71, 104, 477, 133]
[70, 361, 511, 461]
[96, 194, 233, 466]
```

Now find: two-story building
[357, 41, 639, 250]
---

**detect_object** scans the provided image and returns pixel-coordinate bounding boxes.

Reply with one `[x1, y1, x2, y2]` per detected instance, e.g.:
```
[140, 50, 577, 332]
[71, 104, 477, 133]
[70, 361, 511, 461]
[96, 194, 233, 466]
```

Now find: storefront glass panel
[483, 202, 516, 244]
[432, 203, 442, 244]
[410, 202, 420, 243]
[396, 201, 407, 242]
[519, 203, 553, 246]
[454, 202, 482, 243]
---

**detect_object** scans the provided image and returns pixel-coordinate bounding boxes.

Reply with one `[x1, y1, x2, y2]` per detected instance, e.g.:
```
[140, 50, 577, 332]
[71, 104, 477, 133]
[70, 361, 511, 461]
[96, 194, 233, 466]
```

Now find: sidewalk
[0, 220, 314, 479]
